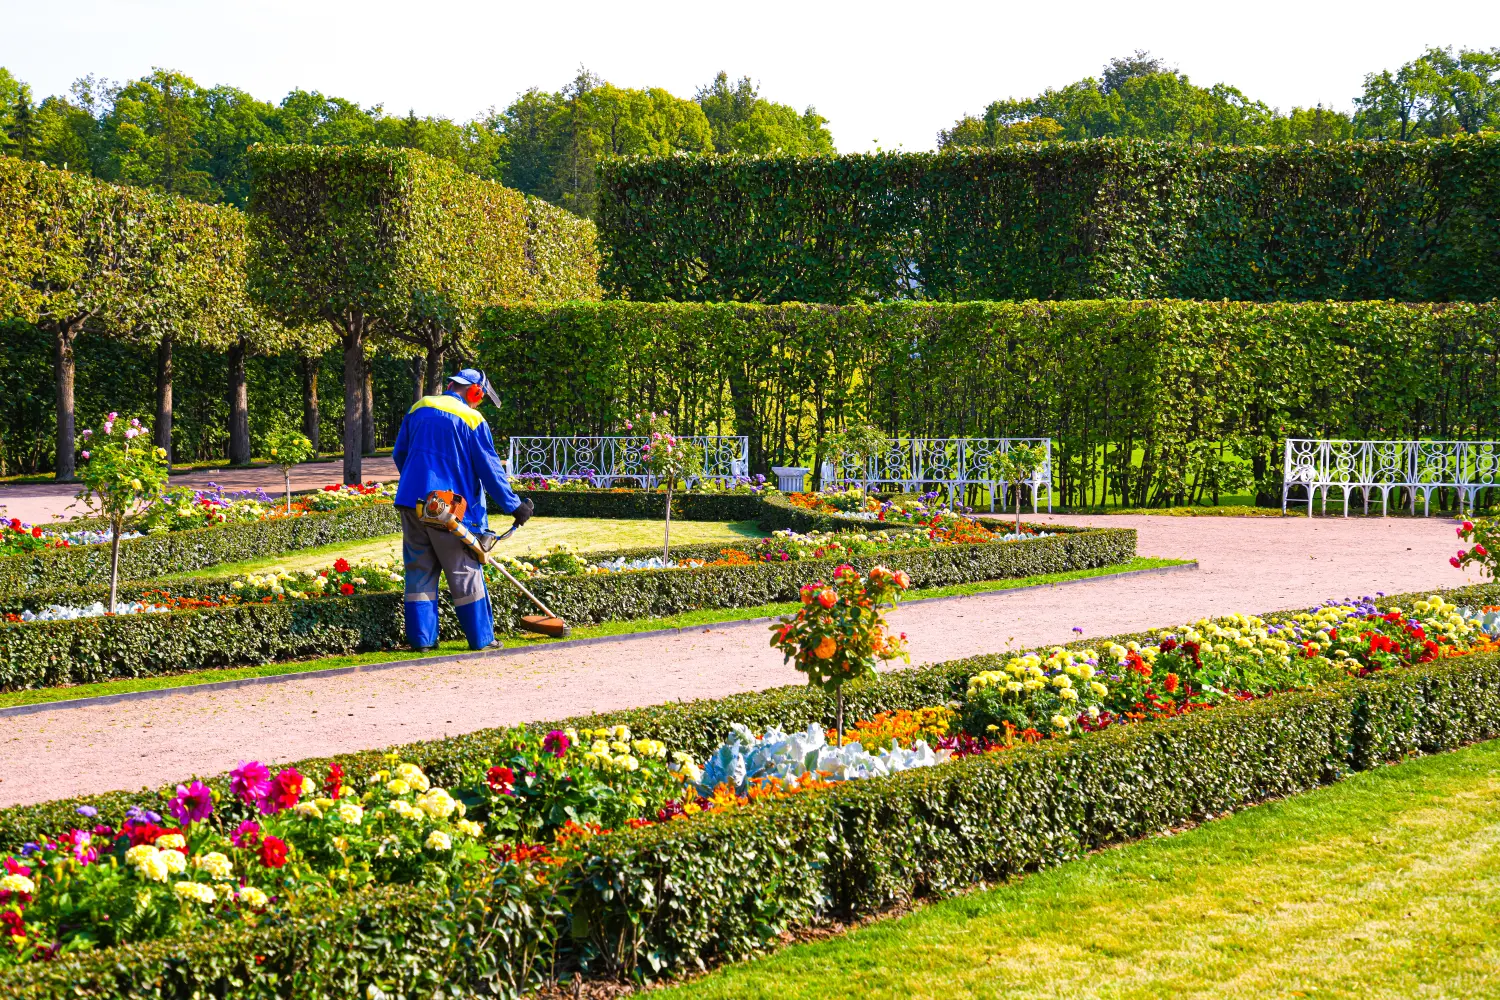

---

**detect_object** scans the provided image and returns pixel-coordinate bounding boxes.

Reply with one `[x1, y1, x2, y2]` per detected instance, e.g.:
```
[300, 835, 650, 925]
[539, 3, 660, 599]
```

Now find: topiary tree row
[247, 145, 601, 484]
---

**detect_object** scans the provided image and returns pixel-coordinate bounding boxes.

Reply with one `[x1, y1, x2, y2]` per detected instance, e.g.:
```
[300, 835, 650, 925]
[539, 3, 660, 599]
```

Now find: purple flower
[1072, 626, 1084, 634]
[124, 805, 162, 825]
[75, 805, 98, 818]
[541, 730, 572, 757]
[230, 760, 272, 806]
[168, 781, 214, 826]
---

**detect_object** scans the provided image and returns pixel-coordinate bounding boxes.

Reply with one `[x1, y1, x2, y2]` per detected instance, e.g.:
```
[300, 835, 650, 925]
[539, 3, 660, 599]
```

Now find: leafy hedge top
[246, 144, 528, 338]
[595, 136, 1500, 303]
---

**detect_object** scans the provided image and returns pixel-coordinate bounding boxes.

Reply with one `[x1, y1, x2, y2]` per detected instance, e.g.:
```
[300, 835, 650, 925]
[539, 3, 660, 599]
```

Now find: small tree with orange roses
[769, 563, 911, 742]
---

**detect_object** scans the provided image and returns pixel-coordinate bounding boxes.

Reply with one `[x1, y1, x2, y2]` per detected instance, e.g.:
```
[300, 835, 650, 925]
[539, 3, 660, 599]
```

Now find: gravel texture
[0, 512, 1479, 807]
[0, 458, 400, 526]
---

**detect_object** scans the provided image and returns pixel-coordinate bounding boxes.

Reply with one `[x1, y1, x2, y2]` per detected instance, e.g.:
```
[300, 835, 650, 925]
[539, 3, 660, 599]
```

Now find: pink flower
[168, 780, 214, 825]
[230, 760, 272, 806]
[124, 427, 139, 439]
[541, 730, 571, 757]
[108, 412, 118, 420]
[231, 820, 262, 848]
[79, 428, 92, 439]
[1452, 556, 1463, 568]
[80, 451, 90, 460]
[1476, 544, 1489, 557]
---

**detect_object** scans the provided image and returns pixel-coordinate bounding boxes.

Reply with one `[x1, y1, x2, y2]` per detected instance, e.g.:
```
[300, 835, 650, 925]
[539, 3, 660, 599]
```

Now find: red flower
[323, 484, 339, 492]
[324, 762, 346, 799]
[1159, 637, 1178, 652]
[487, 765, 516, 794]
[333, 558, 351, 573]
[30, 526, 42, 538]
[258, 835, 289, 868]
[1163, 672, 1180, 694]
[1125, 650, 1151, 678]
[0, 910, 23, 938]
[124, 822, 176, 847]
[259, 768, 304, 815]
[340, 582, 354, 596]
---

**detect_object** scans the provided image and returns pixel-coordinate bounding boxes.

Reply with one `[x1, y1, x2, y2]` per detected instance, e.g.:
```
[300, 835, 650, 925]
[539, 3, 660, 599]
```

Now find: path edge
[0, 561, 1199, 718]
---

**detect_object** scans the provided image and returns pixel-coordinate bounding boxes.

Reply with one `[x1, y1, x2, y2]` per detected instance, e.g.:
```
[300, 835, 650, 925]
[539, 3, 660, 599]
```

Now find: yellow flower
[161, 850, 186, 875]
[238, 885, 269, 909]
[424, 830, 452, 851]
[416, 788, 457, 819]
[0, 873, 34, 895]
[337, 802, 365, 825]
[193, 852, 234, 880]
[155, 833, 185, 850]
[173, 881, 216, 904]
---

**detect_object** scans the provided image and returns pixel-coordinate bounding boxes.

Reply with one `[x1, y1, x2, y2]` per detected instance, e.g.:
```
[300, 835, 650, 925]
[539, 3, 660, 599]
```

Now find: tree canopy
[0, 65, 835, 219]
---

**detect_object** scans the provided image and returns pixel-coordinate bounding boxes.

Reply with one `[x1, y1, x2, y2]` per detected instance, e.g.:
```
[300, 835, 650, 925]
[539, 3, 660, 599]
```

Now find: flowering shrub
[1453, 518, 1497, 577]
[259, 428, 316, 513]
[962, 594, 1491, 737]
[74, 414, 170, 609]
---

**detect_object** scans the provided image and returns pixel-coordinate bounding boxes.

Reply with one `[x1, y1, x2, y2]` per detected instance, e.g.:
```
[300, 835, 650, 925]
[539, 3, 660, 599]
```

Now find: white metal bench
[819, 437, 1053, 512]
[506, 435, 750, 488]
[1281, 438, 1500, 516]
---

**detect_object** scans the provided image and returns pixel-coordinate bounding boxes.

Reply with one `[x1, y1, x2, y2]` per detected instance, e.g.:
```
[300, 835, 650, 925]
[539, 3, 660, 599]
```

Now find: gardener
[392, 369, 533, 651]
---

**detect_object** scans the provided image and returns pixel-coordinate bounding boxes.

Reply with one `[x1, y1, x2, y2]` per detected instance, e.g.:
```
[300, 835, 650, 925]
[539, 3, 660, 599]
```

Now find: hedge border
[5, 617, 1498, 996]
[0, 526, 1132, 691]
[0, 502, 401, 595]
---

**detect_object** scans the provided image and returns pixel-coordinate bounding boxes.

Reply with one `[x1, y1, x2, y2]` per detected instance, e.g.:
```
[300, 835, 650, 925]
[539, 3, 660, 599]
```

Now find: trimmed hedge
[0, 879, 558, 1000]
[566, 652, 1500, 980]
[0, 502, 400, 596]
[0, 526, 1131, 691]
[479, 300, 1500, 509]
[5, 618, 1499, 994]
[595, 137, 1500, 303]
[506, 488, 908, 534]
[4, 579, 1490, 852]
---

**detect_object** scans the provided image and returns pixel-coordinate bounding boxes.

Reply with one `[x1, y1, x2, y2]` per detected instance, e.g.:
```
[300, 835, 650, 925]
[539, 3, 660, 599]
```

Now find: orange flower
[814, 635, 837, 659]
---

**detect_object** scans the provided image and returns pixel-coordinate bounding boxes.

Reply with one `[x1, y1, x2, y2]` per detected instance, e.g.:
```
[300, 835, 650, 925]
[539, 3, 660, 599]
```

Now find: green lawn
[0, 557, 1188, 709]
[659, 739, 1500, 1000]
[171, 516, 769, 579]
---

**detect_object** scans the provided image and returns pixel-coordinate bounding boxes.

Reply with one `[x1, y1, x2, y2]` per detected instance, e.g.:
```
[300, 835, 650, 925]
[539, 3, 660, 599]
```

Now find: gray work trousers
[397, 507, 488, 608]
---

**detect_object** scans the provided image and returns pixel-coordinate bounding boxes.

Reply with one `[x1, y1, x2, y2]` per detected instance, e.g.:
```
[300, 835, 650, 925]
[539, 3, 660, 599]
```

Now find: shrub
[594, 138, 1500, 303]
[0, 527, 1132, 690]
[0, 501, 400, 595]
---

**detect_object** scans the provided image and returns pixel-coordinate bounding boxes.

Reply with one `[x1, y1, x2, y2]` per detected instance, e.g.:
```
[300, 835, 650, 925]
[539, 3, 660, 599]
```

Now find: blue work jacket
[392, 392, 522, 534]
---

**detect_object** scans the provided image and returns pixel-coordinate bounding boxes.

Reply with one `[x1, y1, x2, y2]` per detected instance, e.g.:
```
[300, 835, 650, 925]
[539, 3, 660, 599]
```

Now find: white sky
[4, 0, 1500, 153]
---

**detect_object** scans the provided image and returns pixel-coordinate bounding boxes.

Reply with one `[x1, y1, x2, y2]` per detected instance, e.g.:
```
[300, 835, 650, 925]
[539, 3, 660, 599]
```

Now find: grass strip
[0, 557, 1186, 709]
[659, 737, 1500, 1000]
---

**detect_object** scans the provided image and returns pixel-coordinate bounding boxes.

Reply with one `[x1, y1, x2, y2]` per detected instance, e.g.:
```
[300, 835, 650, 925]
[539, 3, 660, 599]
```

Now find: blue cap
[449, 368, 500, 408]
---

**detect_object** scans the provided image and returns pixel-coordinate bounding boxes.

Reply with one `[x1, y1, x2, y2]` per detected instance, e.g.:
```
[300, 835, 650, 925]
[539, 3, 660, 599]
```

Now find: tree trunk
[342, 330, 364, 485]
[410, 356, 426, 405]
[424, 341, 446, 396]
[300, 354, 320, 456]
[835, 687, 845, 748]
[662, 483, 673, 561]
[227, 338, 250, 465]
[361, 359, 376, 455]
[284, 469, 293, 514]
[53, 321, 79, 481]
[108, 515, 122, 612]
[154, 333, 173, 467]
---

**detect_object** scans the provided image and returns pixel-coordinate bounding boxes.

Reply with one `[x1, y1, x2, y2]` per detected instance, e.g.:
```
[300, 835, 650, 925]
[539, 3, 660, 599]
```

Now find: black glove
[511, 497, 535, 527]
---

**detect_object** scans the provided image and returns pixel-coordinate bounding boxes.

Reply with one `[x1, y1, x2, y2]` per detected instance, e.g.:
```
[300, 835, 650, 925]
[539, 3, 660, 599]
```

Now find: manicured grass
[0, 557, 1187, 709]
[659, 738, 1500, 1000]
[169, 516, 770, 579]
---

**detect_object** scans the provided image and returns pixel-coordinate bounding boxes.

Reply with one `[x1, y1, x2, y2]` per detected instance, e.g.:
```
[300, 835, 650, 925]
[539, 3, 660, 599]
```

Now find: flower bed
[510, 487, 897, 534]
[0, 526, 1132, 692]
[0, 485, 399, 596]
[3, 587, 1500, 996]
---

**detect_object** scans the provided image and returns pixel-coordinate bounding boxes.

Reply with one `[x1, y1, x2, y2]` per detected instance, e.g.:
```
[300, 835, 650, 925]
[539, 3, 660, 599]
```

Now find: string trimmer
[419, 491, 570, 639]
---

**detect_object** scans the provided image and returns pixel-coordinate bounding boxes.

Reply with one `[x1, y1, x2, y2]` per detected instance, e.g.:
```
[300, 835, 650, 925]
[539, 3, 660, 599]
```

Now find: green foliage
[480, 300, 1500, 509]
[940, 51, 1354, 149]
[0, 500, 399, 595]
[1354, 45, 1500, 140]
[695, 72, 834, 155]
[0, 877, 558, 1000]
[523, 195, 601, 301]
[594, 136, 1500, 303]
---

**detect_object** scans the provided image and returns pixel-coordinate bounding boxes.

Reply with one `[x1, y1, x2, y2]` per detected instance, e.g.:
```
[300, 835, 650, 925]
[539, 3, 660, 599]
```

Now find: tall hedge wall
[479, 299, 1500, 507]
[595, 137, 1500, 303]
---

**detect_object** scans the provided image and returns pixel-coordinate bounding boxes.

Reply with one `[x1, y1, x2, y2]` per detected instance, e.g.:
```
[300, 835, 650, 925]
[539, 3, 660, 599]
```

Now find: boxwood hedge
[4, 596, 1498, 996]
[0, 526, 1132, 692]
[0, 502, 400, 596]
[511, 488, 911, 534]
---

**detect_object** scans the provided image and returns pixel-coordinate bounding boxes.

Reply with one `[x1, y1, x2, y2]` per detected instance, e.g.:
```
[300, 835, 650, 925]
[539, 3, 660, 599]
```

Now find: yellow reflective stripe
[409, 395, 483, 430]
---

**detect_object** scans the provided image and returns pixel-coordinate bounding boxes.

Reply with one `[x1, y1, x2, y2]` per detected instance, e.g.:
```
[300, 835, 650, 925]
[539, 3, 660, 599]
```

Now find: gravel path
[0, 513, 1478, 807]
[0, 458, 399, 526]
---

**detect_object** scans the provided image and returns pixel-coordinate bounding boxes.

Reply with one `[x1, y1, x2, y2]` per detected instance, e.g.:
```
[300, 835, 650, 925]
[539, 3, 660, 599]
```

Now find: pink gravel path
[0, 458, 399, 526]
[0, 513, 1480, 807]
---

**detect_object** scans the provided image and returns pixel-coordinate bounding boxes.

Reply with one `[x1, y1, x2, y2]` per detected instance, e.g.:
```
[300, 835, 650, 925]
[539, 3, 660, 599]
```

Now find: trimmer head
[520, 614, 570, 639]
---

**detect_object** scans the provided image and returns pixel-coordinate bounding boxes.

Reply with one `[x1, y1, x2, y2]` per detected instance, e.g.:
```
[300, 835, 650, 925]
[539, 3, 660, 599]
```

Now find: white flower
[173, 881, 216, 904]
[0, 873, 34, 895]
[193, 852, 234, 880]
[424, 830, 452, 851]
